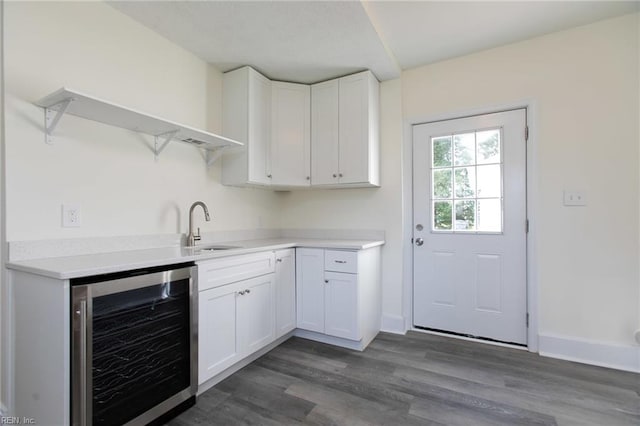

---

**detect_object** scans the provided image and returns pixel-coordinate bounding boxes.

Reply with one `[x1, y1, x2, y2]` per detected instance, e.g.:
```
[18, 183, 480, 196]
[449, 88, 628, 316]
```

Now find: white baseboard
[381, 314, 406, 334]
[538, 333, 640, 373]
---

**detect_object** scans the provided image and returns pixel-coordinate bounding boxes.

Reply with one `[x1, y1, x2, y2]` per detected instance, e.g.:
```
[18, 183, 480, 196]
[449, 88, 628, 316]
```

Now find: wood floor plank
[170, 332, 640, 426]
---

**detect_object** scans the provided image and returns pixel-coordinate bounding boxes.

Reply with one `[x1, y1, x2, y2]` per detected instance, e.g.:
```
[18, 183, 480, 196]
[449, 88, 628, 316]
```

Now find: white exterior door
[413, 109, 527, 345]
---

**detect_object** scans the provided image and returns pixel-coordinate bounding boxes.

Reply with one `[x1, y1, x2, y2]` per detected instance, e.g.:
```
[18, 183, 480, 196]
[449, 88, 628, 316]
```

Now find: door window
[431, 128, 502, 233]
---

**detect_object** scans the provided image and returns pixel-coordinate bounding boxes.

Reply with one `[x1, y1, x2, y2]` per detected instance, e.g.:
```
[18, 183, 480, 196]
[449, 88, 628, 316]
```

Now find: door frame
[402, 100, 539, 352]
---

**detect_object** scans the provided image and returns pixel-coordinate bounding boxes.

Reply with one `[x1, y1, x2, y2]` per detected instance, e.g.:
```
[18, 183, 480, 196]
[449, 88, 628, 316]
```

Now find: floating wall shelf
[35, 87, 243, 166]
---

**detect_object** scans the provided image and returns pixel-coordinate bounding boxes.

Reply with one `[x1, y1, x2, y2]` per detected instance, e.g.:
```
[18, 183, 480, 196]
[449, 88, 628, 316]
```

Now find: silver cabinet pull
[335, 260, 347, 264]
[238, 290, 245, 296]
[276, 258, 282, 263]
[415, 237, 424, 246]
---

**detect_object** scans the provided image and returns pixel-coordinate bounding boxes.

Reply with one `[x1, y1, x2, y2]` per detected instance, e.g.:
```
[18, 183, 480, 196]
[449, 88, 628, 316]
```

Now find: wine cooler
[71, 263, 197, 425]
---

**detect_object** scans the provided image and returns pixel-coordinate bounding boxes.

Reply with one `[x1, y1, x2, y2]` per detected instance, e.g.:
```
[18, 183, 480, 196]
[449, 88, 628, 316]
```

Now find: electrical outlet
[62, 203, 82, 227]
[563, 190, 587, 207]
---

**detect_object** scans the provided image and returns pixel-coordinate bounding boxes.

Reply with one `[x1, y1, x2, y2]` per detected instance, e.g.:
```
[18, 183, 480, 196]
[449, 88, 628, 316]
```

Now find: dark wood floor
[168, 332, 640, 425]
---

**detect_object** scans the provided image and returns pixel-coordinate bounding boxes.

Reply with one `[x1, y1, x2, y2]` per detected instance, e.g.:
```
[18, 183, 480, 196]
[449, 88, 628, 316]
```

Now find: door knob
[415, 237, 424, 246]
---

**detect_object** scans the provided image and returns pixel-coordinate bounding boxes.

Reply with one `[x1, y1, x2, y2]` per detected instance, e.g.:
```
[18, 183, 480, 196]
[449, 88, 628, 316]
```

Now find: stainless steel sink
[194, 245, 241, 252]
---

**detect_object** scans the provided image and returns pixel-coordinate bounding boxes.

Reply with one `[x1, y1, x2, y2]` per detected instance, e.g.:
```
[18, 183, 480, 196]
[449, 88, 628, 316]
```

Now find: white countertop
[6, 238, 384, 279]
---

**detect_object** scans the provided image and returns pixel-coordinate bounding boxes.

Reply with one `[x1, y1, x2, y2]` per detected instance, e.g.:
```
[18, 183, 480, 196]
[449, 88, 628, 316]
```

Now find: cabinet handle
[332, 173, 337, 178]
[306, 176, 310, 180]
[324, 279, 329, 283]
[276, 258, 282, 262]
[78, 300, 88, 425]
[339, 173, 343, 177]
[246, 289, 251, 294]
[267, 174, 272, 178]
[335, 260, 347, 264]
[238, 290, 245, 296]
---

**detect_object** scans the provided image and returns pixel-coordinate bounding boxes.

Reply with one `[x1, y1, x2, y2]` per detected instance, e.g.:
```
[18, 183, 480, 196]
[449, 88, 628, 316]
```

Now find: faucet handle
[194, 227, 201, 242]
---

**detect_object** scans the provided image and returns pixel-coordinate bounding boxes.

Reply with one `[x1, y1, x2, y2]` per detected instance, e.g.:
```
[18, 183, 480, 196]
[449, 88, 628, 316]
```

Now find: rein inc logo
[0, 418, 35, 425]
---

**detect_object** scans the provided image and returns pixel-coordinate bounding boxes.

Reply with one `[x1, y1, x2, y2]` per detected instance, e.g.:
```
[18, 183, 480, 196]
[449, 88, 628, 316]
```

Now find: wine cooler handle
[79, 300, 88, 426]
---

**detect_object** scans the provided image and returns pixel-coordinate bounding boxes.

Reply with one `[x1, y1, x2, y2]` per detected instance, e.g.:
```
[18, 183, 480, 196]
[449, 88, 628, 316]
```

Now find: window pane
[476, 164, 501, 198]
[455, 200, 475, 230]
[477, 129, 500, 164]
[433, 169, 452, 199]
[454, 133, 475, 166]
[433, 201, 452, 230]
[454, 167, 475, 198]
[432, 137, 452, 167]
[477, 199, 502, 232]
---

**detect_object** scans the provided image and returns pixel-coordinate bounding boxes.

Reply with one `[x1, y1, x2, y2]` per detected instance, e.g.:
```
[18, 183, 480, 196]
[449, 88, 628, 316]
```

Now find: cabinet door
[271, 82, 311, 186]
[198, 282, 244, 384]
[237, 274, 276, 356]
[222, 66, 272, 186]
[311, 80, 340, 185]
[296, 248, 325, 333]
[324, 271, 361, 341]
[338, 71, 377, 184]
[275, 249, 296, 338]
[248, 68, 272, 184]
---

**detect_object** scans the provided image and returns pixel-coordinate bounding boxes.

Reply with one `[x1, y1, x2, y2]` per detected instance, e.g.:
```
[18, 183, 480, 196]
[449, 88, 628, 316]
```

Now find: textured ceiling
[109, 1, 401, 83]
[110, 1, 639, 83]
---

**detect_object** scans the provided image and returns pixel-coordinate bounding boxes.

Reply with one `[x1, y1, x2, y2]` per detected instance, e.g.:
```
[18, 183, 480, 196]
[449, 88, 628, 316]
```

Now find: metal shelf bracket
[44, 97, 74, 144]
[205, 146, 228, 167]
[154, 130, 179, 159]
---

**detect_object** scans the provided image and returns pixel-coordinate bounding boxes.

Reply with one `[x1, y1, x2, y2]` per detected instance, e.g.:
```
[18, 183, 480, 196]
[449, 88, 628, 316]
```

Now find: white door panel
[413, 109, 527, 345]
[238, 274, 275, 355]
[296, 248, 325, 333]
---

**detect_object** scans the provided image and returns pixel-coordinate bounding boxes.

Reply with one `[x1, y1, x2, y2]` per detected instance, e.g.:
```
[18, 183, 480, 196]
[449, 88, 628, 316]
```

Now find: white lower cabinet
[198, 245, 380, 385]
[295, 248, 325, 333]
[324, 271, 359, 340]
[275, 249, 296, 337]
[198, 274, 275, 385]
[296, 247, 381, 349]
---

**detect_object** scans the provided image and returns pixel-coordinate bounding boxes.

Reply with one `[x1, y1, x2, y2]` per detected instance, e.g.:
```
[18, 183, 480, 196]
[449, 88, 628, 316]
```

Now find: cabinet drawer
[324, 250, 357, 273]
[198, 251, 276, 291]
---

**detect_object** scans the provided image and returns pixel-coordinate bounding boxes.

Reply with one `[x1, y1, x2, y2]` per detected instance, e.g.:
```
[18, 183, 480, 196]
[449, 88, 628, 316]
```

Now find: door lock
[415, 237, 424, 246]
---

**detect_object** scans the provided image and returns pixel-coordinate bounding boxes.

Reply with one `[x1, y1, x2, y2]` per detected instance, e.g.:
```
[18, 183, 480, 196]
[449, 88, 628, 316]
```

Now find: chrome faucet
[187, 201, 211, 247]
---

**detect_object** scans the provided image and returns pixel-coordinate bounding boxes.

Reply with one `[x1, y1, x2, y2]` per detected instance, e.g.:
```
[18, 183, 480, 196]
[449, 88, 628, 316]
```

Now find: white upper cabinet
[311, 80, 340, 186]
[312, 71, 380, 187]
[271, 82, 311, 187]
[222, 66, 272, 186]
[223, 67, 378, 189]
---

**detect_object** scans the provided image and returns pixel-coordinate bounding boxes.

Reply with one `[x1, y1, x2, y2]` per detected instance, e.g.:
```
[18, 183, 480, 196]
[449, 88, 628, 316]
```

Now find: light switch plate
[62, 203, 82, 227]
[563, 190, 587, 206]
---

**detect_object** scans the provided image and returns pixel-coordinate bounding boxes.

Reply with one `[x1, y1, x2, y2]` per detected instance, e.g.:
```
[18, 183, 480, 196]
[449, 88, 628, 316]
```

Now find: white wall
[403, 13, 639, 347]
[278, 79, 405, 329]
[286, 14, 640, 354]
[4, 1, 281, 243]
